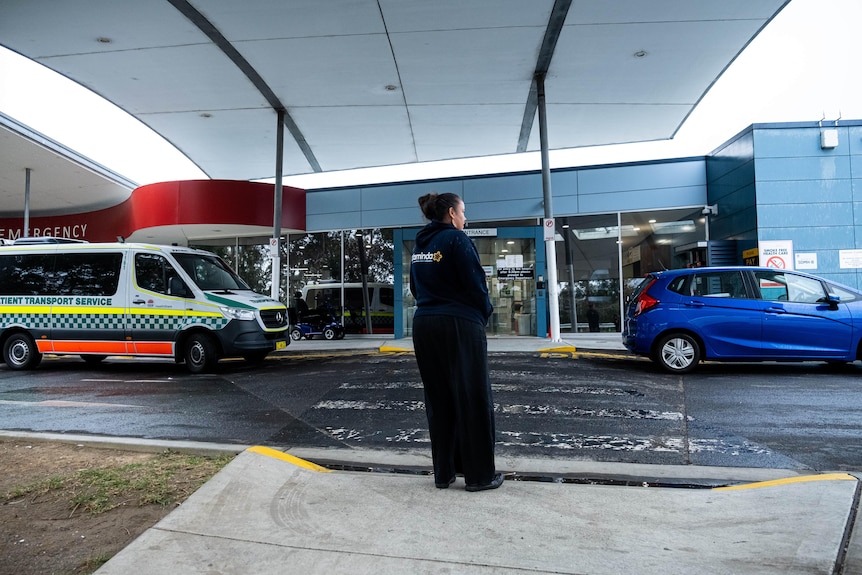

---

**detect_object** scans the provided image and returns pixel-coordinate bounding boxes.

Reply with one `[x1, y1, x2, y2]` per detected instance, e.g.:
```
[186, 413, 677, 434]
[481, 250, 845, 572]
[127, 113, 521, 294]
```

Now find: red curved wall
[0, 180, 305, 243]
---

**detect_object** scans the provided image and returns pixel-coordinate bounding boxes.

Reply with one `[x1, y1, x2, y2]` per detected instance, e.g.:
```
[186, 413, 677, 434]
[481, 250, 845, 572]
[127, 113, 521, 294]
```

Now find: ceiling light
[651, 220, 695, 234]
[571, 225, 638, 240]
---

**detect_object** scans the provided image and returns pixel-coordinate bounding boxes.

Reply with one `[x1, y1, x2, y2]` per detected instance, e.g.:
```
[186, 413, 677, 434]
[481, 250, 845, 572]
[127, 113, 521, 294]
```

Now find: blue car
[622, 266, 862, 373]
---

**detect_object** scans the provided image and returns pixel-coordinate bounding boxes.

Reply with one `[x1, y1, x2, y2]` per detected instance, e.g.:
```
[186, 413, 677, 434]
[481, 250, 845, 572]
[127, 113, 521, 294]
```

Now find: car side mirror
[818, 293, 840, 309]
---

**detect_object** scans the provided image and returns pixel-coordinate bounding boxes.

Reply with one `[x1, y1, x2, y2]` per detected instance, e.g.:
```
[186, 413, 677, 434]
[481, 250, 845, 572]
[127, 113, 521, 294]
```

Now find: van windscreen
[173, 253, 250, 291]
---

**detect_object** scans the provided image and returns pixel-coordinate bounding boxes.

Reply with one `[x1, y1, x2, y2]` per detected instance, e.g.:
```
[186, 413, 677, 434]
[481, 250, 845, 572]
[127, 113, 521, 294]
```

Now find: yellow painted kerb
[538, 345, 577, 353]
[246, 445, 332, 472]
[379, 344, 413, 353]
[714, 472, 856, 491]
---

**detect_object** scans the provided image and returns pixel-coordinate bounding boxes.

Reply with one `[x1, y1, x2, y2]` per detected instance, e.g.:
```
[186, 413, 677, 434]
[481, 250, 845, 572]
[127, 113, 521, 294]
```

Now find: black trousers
[412, 314, 496, 486]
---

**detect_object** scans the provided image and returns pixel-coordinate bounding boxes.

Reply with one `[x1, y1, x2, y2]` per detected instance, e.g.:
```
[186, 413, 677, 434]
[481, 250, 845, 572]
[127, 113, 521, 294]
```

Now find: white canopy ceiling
[0, 0, 790, 216]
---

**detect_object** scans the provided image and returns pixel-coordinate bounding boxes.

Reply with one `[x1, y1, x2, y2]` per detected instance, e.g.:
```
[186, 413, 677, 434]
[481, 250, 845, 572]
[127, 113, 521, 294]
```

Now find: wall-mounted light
[820, 115, 840, 149]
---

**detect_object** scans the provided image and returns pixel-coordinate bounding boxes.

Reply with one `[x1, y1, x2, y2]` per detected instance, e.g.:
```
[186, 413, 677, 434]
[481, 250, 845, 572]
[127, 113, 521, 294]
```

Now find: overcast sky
[1, 0, 860, 189]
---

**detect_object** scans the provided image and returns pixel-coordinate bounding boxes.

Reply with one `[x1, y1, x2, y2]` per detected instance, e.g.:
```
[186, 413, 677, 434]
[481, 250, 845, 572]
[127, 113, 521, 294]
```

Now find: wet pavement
[3, 334, 862, 574]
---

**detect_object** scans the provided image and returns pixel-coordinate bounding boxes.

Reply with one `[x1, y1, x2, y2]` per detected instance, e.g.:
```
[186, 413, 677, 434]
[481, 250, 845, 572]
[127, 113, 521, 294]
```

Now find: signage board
[758, 240, 794, 269]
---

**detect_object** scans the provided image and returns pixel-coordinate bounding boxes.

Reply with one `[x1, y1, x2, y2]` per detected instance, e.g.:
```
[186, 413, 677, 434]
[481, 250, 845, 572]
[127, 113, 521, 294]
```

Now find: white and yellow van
[0, 242, 288, 372]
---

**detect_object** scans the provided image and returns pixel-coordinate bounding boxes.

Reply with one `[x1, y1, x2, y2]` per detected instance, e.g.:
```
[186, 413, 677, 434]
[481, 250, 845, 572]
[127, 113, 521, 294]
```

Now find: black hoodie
[410, 220, 493, 326]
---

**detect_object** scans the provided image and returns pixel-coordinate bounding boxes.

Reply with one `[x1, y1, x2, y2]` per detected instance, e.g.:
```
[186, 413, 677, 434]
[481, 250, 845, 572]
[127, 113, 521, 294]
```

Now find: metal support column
[24, 168, 31, 238]
[271, 110, 285, 300]
[537, 74, 561, 341]
[562, 218, 578, 333]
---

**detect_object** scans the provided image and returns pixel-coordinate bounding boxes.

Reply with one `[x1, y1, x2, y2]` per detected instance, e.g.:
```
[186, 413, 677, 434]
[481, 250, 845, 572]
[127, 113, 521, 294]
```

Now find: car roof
[644, 266, 862, 294]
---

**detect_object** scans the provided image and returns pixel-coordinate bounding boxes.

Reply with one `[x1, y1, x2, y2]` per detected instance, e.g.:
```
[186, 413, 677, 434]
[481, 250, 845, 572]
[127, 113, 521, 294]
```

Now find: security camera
[701, 207, 711, 215]
[702, 204, 718, 216]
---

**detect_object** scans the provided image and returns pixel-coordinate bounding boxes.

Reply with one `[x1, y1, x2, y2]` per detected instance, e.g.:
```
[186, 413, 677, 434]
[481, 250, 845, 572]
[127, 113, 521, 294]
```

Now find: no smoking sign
[766, 256, 786, 268]
[543, 218, 555, 241]
[759, 240, 793, 270]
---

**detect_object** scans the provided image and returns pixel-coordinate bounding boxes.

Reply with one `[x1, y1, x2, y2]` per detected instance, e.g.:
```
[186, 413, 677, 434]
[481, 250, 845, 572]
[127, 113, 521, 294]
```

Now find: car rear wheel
[654, 333, 701, 374]
[290, 327, 303, 341]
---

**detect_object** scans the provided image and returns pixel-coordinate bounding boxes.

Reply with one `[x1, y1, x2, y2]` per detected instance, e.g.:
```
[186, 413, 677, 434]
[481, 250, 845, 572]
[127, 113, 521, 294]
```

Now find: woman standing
[410, 192, 503, 492]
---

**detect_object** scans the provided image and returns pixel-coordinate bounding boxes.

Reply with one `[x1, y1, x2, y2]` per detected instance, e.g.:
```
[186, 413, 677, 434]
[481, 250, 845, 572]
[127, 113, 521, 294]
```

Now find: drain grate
[315, 462, 723, 489]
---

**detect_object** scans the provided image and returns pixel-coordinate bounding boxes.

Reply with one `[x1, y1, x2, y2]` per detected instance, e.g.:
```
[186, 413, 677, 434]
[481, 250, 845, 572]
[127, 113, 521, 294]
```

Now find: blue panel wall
[306, 158, 707, 232]
[751, 121, 862, 289]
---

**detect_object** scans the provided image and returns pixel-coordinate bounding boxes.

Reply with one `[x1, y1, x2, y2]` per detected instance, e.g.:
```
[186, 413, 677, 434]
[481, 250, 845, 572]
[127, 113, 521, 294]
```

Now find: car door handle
[766, 306, 786, 314]
[685, 300, 704, 307]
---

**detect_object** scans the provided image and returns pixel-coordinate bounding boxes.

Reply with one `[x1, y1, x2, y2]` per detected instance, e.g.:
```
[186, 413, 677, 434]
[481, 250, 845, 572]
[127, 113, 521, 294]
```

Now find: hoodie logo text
[412, 251, 443, 263]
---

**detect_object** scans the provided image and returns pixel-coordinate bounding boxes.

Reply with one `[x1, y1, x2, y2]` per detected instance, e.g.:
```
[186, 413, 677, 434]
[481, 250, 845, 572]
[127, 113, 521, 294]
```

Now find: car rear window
[670, 271, 749, 299]
[628, 275, 656, 300]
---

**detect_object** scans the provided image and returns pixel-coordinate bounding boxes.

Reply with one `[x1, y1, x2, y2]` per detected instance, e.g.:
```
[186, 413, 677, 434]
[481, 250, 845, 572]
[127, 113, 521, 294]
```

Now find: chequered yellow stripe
[1, 305, 229, 330]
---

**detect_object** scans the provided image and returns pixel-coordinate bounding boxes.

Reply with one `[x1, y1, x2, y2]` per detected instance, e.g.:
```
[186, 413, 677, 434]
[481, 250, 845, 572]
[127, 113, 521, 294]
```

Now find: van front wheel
[185, 333, 218, 374]
[4, 333, 42, 370]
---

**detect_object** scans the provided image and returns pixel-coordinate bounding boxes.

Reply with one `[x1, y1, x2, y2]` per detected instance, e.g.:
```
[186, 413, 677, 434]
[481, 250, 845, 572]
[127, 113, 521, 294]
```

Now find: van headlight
[220, 306, 256, 321]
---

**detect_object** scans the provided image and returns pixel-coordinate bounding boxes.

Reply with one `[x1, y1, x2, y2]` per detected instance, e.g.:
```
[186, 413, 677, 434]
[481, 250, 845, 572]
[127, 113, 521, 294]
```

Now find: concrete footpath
[23, 335, 862, 574]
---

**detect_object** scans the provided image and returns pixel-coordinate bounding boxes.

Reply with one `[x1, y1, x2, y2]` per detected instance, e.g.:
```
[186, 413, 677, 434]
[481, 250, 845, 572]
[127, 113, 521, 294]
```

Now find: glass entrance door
[401, 229, 538, 337]
[481, 236, 536, 336]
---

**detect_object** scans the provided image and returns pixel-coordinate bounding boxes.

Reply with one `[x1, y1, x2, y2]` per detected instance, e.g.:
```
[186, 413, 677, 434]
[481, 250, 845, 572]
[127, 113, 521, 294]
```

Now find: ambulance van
[0, 242, 289, 373]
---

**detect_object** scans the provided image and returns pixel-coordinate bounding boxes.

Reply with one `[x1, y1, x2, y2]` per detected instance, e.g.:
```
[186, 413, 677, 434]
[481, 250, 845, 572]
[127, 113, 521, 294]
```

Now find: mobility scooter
[289, 304, 345, 341]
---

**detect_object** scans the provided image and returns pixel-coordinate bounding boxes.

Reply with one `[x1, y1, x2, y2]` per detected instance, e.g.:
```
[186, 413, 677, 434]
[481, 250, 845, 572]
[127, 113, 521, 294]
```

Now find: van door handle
[132, 298, 147, 305]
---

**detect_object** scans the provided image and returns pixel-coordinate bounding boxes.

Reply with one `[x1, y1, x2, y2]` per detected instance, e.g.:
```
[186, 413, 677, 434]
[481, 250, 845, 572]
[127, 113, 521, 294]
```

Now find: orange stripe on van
[36, 340, 174, 356]
[132, 342, 174, 355]
[47, 341, 130, 354]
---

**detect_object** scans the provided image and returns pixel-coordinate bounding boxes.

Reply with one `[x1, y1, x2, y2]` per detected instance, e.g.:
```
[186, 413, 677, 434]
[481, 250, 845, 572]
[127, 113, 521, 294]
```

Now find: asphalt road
[1, 350, 861, 472]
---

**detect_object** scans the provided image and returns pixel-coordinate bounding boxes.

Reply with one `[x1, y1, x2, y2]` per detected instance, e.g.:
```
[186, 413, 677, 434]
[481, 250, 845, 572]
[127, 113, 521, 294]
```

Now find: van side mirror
[168, 276, 189, 297]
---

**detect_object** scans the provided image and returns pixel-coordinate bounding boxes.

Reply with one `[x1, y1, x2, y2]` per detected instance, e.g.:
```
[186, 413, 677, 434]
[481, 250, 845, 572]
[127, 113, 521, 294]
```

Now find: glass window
[667, 275, 687, 295]
[827, 283, 858, 303]
[173, 253, 248, 291]
[684, 271, 748, 299]
[0, 254, 52, 295]
[380, 287, 394, 308]
[135, 253, 173, 295]
[785, 273, 827, 303]
[557, 214, 620, 333]
[754, 271, 825, 303]
[53, 253, 123, 296]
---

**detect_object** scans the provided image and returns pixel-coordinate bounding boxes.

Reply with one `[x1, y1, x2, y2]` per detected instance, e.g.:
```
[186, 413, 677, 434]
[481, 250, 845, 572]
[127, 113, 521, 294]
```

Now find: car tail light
[633, 279, 659, 316]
